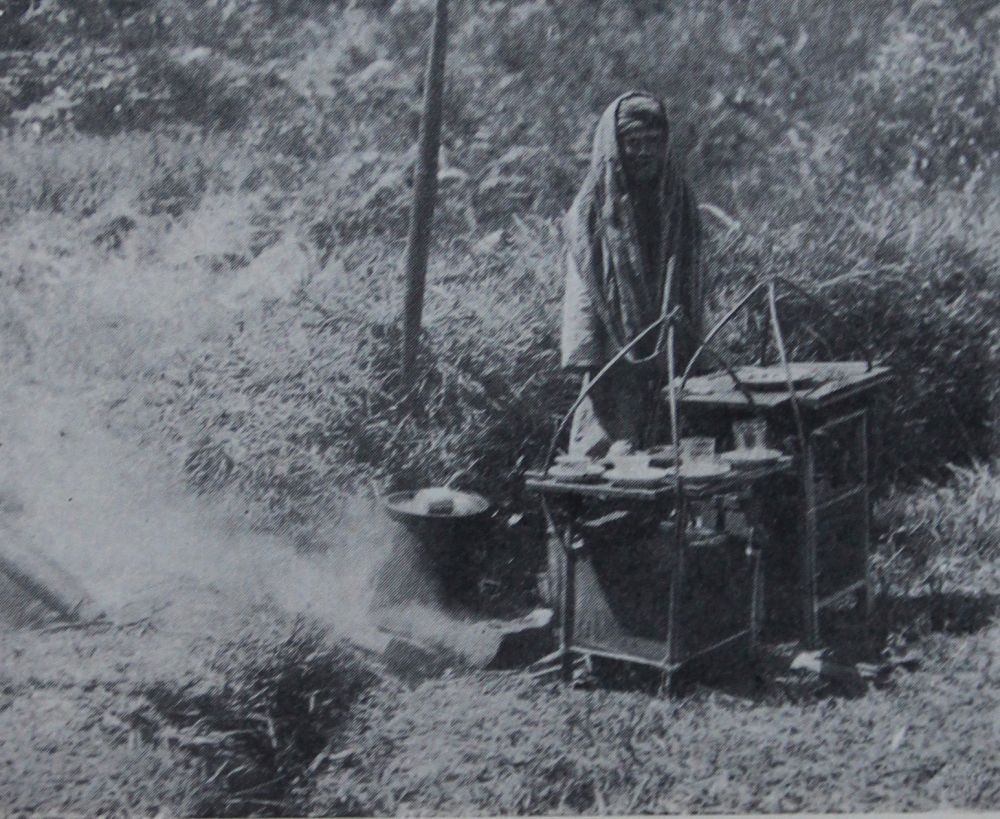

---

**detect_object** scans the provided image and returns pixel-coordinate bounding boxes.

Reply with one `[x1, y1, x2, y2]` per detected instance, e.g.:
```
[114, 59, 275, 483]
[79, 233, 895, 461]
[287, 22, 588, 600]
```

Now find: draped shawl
[561, 92, 703, 370]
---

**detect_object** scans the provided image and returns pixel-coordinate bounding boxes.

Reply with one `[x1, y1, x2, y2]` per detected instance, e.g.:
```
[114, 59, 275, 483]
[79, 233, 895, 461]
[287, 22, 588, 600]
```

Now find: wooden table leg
[859, 410, 874, 624]
[802, 437, 819, 648]
[667, 492, 688, 667]
[750, 542, 763, 651]
[559, 507, 578, 682]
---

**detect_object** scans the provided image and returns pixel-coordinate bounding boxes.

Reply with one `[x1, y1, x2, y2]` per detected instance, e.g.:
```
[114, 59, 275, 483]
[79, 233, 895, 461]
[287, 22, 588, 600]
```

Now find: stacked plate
[677, 460, 731, 482]
[719, 448, 784, 468]
[646, 445, 680, 467]
[604, 465, 671, 487]
[547, 461, 606, 483]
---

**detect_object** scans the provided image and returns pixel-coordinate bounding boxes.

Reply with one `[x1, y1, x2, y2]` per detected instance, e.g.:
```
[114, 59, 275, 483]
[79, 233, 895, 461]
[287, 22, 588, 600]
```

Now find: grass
[876, 461, 1000, 599]
[0, 599, 381, 817]
[309, 630, 1000, 815]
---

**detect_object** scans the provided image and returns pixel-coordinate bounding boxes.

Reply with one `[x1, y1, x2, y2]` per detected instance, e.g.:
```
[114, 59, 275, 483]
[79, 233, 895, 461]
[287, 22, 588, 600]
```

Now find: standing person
[561, 91, 704, 457]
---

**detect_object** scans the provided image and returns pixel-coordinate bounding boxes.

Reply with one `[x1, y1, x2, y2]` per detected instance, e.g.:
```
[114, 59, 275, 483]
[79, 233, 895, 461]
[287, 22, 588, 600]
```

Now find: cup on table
[733, 418, 768, 450]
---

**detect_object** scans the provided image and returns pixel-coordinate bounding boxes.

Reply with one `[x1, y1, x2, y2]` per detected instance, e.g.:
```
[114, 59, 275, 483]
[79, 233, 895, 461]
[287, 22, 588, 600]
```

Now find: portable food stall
[526, 278, 890, 685]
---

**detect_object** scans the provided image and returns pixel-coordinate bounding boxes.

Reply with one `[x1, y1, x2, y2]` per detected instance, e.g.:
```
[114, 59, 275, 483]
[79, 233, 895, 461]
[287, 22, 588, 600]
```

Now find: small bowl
[554, 454, 593, 469]
[605, 454, 651, 471]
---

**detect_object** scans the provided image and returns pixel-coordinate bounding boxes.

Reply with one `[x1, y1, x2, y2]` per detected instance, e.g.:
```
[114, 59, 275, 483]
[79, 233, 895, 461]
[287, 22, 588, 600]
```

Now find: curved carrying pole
[767, 280, 808, 453]
[543, 306, 682, 470]
[678, 280, 769, 386]
[769, 274, 874, 369]
[770, 297, 838, 363]
[680, 275, 876, 405]
[659, 309, 760, 411]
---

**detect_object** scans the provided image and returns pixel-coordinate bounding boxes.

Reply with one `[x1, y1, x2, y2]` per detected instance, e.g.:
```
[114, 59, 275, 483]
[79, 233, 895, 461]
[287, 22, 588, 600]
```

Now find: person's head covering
[563, 91, 703, 366]
[615, 94, 668, 138]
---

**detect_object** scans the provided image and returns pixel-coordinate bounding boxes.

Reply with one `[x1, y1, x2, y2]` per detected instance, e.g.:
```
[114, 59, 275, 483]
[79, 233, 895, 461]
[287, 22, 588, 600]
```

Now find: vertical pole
[667, 491, 688, 667]
[663, 320, 684, 691]
[401, 0, 450, 373]
[559, 498, 580, 682]
[560, 529, 577, 682]
[860, 410, 874, 621]
[749, 536, 763, 650]
[802, 435, 819, 647]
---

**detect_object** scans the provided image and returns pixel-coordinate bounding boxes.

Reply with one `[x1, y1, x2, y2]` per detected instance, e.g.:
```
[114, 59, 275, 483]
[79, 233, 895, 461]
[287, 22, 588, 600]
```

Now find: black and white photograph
[2, 0, 999, 814]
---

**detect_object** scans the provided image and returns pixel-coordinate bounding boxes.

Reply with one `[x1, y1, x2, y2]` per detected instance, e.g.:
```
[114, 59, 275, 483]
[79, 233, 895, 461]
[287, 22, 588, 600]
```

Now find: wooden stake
[401, 0, 450, 374]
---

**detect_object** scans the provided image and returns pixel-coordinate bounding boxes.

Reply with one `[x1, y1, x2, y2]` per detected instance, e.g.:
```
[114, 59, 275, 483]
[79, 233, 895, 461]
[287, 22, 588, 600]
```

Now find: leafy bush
[9, 0, 1000, 614]
[845, 1, 1000, 186]
[875, 460, 1000, 616]
[716, 181, 1000, 482]
[155, 218, 570, 530]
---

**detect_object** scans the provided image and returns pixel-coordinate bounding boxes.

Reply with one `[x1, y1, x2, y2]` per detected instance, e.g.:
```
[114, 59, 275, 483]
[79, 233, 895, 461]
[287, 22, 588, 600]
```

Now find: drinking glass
[733, 418, 768, 450]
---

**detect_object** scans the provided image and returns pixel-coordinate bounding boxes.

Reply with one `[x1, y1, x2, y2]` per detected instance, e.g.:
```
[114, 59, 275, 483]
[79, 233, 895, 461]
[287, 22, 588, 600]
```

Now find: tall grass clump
[101, 617, 380, 817]
[702, 173, 1000, 482]
[875, 460, 1000, 618]
[154, 217, 571, 531]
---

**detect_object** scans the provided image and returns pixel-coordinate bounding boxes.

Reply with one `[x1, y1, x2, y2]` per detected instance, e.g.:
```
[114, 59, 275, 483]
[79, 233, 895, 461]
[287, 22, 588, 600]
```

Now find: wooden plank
[0, 542, 100, 624]
[569, 629, 752, 674]
[524, 477, 668, 502]
[677, 363, 891, 412]
[570, 642, 677, 673]
[799, 369, 892, 409]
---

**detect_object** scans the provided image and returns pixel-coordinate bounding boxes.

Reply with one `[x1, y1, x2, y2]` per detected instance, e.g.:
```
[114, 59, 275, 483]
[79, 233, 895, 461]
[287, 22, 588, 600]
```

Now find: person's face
[621, 126, 665, 184]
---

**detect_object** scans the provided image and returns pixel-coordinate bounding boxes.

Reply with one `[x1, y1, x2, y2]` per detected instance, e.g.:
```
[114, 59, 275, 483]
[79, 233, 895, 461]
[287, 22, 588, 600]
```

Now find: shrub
[155, 217, 569, 529]
[876, 460, 1000, 610]
[703, 177, 1000, 483]
[134, 617, 378, 816]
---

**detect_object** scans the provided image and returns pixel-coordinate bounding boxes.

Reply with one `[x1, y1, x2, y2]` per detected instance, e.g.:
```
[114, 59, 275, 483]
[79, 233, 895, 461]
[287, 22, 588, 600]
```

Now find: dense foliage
[5, 0, 1000, 549]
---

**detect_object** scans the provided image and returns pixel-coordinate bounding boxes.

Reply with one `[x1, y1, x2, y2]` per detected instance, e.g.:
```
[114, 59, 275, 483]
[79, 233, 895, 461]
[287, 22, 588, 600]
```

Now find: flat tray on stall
[720, 448, 785, 468]
[675, 362, 891, 411]
[604, 466, 671, 487]
[735, 364, 818, 391]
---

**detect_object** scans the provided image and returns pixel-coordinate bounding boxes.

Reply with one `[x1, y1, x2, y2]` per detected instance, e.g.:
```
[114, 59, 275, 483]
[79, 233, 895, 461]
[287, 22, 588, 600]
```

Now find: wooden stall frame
[676, 276, 883, 648]
[533, 275, 885, 683]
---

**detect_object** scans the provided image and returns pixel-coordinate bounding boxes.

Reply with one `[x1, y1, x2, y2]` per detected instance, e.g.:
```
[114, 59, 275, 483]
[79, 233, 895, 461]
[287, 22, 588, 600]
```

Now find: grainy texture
[3, 0, 1000, 814]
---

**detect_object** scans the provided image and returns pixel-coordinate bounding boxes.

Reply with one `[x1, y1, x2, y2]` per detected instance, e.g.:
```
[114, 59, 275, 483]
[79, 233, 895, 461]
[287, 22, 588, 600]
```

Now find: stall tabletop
[525, 457, 793, 502]
[674, 361, 891, 411]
